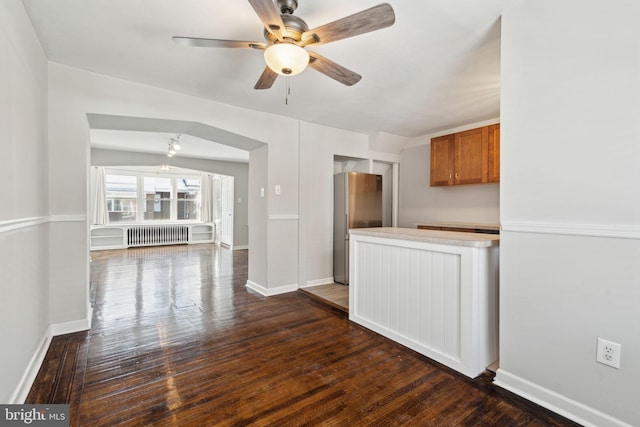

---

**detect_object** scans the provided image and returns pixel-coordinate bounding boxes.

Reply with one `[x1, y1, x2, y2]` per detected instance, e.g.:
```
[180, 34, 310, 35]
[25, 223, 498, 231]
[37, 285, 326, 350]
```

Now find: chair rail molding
[0, 215, 87, 234]
[0, 216, 49, 234]
[267, 214, 299, 220]
[50, 214, 86, 223]
[501, 220, 640, 240]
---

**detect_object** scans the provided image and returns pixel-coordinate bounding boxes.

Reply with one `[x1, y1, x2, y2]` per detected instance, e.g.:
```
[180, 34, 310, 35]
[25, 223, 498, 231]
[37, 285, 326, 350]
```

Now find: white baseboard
[220, 244, 248, 250]
[300, 277, 335, 288]
[9, 330, 53, 404]
[245, 280, 298, 296]
[494, 369, 633, 427]
[9, 309, 93, 404]
[49, 307, 93, 336]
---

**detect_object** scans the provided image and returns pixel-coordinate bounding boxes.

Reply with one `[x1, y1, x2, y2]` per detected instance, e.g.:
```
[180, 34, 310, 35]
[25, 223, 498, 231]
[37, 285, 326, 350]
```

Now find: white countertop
[417, 222, 500, 231]
[350, 227, 500, 247]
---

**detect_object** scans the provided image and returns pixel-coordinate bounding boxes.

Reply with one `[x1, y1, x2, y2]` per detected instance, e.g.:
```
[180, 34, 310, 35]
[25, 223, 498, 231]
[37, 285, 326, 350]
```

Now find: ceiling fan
[173, 0, 395, 89]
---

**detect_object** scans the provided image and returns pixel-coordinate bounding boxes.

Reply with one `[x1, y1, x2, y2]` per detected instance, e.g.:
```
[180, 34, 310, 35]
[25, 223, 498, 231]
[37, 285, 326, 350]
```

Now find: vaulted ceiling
[23, 0, 508, 154]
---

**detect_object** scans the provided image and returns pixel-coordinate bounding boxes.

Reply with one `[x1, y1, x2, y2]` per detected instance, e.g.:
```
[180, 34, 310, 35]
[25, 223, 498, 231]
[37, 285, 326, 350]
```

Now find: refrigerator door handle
[345, 213, 349, 239]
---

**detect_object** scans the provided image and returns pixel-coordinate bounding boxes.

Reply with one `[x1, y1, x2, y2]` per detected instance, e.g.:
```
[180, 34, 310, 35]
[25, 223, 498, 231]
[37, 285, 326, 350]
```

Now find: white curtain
[91, 167, 108, 225]
[200, 174, 214, 223]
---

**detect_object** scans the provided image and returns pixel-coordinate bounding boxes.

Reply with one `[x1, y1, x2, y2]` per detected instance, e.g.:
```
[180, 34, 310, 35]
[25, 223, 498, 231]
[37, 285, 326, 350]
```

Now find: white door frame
[220, 175, 234, 248]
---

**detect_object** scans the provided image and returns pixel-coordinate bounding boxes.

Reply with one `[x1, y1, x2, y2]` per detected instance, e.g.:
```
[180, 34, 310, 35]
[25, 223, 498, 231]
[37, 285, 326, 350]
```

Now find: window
[104, 171, 202, 223]
[105, 174, 137, 222]
[144, 177, 172, 220]
[177, 178, 201, 220]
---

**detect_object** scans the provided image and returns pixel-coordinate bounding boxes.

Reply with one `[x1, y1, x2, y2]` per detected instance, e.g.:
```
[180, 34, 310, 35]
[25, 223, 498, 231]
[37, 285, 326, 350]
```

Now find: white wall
[91, 148, 250, 248]
[298, 122, 401, 287]
[47, 64, 92, 327]
[496, 1, 640, 426]
[49, 61, 405, 297]
[265, 121, 299, 292]
[398, 121, 501, 228]
[48, 62, 305, 296]
[248, 145, 268, 287]
[47, 59, 404, 299]
[372, 162, 393, 227]
[0, 0, 50, 403]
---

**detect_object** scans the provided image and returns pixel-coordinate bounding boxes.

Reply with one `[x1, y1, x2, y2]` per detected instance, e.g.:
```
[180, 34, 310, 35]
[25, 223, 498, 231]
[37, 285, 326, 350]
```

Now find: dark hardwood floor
[27, 244, 580, 426]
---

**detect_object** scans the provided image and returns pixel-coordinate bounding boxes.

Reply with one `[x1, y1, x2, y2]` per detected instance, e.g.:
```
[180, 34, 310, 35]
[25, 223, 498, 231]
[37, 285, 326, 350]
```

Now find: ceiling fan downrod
[277, 0, 298, 15]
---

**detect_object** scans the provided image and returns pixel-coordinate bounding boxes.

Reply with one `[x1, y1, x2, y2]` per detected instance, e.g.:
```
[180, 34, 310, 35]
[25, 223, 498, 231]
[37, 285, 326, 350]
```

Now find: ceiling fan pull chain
[285, 76, 290, 105]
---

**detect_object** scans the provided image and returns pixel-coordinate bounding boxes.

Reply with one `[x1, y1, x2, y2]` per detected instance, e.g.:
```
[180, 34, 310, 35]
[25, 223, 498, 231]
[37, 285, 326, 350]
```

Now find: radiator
[127, 225, 189, 247]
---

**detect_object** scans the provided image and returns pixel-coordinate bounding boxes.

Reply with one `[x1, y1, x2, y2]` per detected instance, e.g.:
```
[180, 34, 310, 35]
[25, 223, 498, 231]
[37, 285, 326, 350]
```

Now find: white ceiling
[91, 129, 250, 162]
[23, 0, 509, 157]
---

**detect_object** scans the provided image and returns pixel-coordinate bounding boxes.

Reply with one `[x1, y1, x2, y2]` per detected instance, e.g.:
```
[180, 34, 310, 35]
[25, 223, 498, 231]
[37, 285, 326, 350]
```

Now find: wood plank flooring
[27, 244, 580, 426]
[299, 283, 349, 313]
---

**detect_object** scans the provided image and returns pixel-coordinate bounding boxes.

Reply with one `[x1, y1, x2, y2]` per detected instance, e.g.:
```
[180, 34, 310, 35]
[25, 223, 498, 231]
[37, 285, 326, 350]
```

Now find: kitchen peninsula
[348, 227, 499, 378]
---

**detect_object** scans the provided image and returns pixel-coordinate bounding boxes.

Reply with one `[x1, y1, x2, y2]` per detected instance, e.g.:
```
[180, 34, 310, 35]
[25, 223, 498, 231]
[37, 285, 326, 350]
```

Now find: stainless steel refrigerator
[333, 172, 383, 284]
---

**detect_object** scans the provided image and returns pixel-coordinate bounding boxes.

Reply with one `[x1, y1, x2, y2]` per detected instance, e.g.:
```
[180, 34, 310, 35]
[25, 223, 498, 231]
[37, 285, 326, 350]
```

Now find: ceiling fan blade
[254, 66, 279, 90]
[173, 37, 266, 49]
[308, 52, 362, 86]
[248, 0, 287, 40]
[302, 3, 395, 46]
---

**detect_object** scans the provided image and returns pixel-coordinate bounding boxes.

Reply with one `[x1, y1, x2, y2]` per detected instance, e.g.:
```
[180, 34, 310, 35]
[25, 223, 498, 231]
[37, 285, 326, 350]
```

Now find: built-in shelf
[191, 224, 215, 242]
[90, 223, 215, 251]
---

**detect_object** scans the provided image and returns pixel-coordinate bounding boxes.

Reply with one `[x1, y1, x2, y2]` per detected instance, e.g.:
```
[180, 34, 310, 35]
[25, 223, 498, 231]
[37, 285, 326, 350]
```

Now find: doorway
[220, 175, 235, 248]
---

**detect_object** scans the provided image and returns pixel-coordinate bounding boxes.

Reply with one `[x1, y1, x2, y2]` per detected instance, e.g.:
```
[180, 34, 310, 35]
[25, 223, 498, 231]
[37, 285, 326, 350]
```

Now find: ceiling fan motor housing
[263, 13, 308, 44]
[277, 0, 298, 14]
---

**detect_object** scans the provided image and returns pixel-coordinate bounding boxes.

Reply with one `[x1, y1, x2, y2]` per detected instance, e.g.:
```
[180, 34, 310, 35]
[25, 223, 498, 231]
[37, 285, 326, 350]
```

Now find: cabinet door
[430, 134, 455, 186]
[454, 127, 488, 185]
[488, 124, 500, 183]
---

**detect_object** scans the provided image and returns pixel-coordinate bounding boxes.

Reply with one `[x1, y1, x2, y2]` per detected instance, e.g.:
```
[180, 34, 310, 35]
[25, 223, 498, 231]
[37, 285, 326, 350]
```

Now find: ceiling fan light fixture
[264, 43, 309, 76]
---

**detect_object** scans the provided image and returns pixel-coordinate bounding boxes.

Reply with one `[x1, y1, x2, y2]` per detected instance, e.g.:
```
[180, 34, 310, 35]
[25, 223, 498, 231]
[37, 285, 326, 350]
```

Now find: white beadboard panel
[349, 233, 498, 378]
[352, 240, 462, 362]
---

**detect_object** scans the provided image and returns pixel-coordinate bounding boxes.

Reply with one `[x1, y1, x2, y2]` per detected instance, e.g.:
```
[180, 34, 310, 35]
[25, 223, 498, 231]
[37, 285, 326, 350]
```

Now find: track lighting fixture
[167, 134, 183, 157]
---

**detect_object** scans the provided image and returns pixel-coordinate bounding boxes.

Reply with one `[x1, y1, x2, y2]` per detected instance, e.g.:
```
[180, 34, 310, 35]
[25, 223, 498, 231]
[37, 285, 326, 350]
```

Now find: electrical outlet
[596, 338, 621, 369]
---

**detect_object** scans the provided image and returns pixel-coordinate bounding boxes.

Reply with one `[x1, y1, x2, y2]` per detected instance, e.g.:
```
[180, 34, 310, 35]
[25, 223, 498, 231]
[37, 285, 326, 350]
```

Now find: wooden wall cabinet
[487, 123, 500, 183]
[430, 134, 455, 186]
[430, 123, 500, 187]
